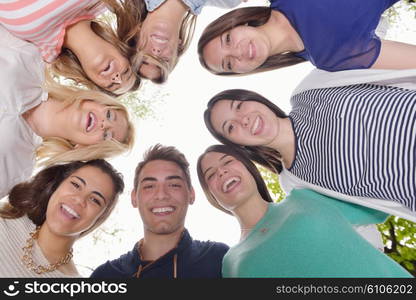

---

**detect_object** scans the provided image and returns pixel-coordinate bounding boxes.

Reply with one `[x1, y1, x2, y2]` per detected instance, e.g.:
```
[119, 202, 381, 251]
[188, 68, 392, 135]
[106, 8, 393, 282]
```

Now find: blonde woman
[0, 0, 141, 95]
[0, 159, 124, 277]
[0, 26, 134, 199]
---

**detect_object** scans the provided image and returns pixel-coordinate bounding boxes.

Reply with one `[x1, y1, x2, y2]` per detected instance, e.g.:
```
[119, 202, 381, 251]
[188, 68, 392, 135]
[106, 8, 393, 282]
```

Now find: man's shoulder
[188, 238, 229, 257]
[90, 243, 139, 278]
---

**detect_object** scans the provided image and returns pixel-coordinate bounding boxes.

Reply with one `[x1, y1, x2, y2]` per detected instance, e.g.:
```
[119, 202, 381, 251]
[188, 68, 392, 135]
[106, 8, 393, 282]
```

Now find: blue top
[145, 0, 241, 15]
[270, 0, 399, 71]
[90, 229, 229, 278]
[288, 84, 416, 212]
[222, 189, 412, 278]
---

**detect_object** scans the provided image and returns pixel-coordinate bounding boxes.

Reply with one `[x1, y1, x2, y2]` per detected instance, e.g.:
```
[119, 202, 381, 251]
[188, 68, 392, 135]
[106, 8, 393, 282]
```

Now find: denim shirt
[145, 0, 241, 14]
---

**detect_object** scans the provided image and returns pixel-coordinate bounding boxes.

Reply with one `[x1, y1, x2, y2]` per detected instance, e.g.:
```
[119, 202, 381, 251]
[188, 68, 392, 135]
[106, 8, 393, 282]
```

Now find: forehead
[113, 109, 129, 143]
[203, 36, 223, 73]
[68, 166, 115, 197]
[138, 160, 185, 180]
[201, 152, 230, 171]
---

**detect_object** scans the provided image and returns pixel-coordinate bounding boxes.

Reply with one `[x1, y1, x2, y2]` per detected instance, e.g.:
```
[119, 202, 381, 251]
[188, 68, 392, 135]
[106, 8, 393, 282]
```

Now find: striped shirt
[289, 84, 416, 211]
[0, 0, 106, 63]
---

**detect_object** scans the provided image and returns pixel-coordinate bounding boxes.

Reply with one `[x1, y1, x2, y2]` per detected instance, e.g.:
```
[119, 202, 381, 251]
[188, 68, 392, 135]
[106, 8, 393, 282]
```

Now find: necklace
[21, 226, 73, 275]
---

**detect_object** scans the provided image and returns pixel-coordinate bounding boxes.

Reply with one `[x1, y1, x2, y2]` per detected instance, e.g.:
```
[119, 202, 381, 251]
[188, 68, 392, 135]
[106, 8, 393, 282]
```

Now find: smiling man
[90, 144, 229, 278]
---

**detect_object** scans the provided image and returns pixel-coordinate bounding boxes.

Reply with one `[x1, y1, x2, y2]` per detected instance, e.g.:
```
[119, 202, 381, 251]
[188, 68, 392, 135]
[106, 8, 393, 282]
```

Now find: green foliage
[378, 216, 416, 276]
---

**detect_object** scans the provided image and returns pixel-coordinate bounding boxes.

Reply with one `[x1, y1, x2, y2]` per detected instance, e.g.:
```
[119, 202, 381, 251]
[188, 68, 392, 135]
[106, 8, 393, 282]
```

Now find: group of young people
[0, 0, 415, 278]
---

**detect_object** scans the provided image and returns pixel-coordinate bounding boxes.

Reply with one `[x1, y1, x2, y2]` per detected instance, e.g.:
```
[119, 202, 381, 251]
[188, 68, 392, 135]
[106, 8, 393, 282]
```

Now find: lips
[250, 116, 263, 135]
[86, 112, 96, 132]
[151, 34, 168, 45]
[222, 176, 241, 193]
[61, 204, 80, 220]
[152, 206, 175, 215]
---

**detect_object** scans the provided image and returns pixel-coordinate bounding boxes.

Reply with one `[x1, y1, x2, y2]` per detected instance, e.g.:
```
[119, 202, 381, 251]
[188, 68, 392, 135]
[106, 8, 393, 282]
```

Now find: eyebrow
[73, 176, 107, 203]
[202, 154, 229, 177]
[140, 175, 185, 183]
[221, 100, 235, 134]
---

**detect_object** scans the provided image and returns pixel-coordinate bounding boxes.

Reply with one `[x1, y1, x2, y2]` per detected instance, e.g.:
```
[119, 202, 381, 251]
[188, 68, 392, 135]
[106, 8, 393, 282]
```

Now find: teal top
[222, 189, 412, 278]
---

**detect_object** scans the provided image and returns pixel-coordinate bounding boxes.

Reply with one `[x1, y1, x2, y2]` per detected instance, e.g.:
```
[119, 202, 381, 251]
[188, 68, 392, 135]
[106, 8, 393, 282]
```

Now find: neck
[261, 10, 304, 55]
[37, 224, 76, 265]
[24, 97, 70, 139]
[140, 228, 184, 261]
[233, 194, 269, 242]
[269, 117, 296, 169]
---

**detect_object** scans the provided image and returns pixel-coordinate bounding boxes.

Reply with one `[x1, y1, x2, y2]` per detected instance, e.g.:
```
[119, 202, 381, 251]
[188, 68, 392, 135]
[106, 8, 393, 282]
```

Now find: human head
[204, 89, 287, 173]
[197, 144, 272, 215]
[50, 0, 142, 95]
[36, 79, 135, 167]
[132, 144, 195, 235]
[197, 7, 305, 75]
[2, 159, 124, 238]
[132, 6, 196, 84]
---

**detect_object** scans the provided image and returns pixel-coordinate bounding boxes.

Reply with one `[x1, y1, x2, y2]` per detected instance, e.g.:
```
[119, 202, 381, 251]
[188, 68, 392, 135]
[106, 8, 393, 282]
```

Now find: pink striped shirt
[0, 0, 106, 63]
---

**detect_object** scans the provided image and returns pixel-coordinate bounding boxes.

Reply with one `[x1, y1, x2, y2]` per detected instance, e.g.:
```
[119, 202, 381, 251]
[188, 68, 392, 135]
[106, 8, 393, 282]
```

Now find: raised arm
[372, 39, 416, 69]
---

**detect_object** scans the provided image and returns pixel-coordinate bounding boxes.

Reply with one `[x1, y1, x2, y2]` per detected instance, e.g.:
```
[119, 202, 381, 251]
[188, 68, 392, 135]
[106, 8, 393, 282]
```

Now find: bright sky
[72, 1, 416, 276]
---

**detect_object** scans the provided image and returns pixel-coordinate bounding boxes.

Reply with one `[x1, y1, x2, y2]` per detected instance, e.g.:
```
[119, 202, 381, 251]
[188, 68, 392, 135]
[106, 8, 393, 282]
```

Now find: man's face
[132, 160, 195, 235]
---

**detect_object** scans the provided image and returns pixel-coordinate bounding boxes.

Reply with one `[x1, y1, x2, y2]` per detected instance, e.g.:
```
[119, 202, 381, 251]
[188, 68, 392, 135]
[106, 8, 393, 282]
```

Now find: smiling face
[132, 160, 195, 236]
[79, 40, 134, 94]
[210, 99, 281, 147]
[62, 100, 129, 147]
[137, 16, 180, 81]
[202, 25, 270, 74]
[45, 165, 115, 237]
[200, 152, 257, 212]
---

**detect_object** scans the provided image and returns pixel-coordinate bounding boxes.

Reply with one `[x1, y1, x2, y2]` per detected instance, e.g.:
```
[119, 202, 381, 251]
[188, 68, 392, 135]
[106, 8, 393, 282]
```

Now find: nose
[73, 194, 87, 208]
[100, 118, 112, 131]
[155, 184, 169, 200]
[218, 167, 228, 178]
[241, 115, 249, 127]
[112, 72, 121, 84]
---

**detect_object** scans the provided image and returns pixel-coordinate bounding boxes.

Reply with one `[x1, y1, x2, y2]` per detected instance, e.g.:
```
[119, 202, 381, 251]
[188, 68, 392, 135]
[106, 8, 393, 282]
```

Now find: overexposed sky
[74, 1, 415, 276]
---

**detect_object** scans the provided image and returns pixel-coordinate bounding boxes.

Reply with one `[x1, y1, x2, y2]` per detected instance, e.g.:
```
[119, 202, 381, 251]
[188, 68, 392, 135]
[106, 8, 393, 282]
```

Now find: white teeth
[62, 204, 80, 219]
[152, 207, 174, 213]
[222, 177, 241, 193]
[86, 112, 96, 132]
[251, 116, 260, 135]
[151, 35, 168, 44]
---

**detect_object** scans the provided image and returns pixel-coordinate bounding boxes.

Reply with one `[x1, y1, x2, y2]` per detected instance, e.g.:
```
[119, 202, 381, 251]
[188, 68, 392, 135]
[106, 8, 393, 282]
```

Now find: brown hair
[204, 89, 288, 174]
[197, 144, 273, 215]
[197, 6, 305, 75]
[0, 159, 124, 238]
[50, 0, 142, 95]
[133, 144, 192, 190]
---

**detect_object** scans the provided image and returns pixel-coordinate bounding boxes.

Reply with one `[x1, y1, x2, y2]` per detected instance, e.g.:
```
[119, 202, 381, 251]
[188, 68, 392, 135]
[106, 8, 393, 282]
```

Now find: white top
[0, 215, 79, 278]
[282, 67, 416, 223]
[0, 25, 46, 200]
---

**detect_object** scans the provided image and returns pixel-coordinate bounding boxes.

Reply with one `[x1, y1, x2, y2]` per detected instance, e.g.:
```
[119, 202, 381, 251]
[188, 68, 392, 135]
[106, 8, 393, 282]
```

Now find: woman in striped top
[0, 0, 141, 95]
[0, 159, 124, 277]
[203, 85, 416, 218]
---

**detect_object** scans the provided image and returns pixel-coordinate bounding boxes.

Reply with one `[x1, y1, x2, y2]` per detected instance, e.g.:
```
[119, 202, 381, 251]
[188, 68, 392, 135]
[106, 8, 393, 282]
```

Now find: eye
[225, 32, 231, 44]
[224, 159, 233, 165]
[106, 109, 115, 121]
[143, 184, 155, 190]
[169, 183, 182, 188]
[103, 130, 113, 141]
[236, 102, 243, 110]
[71, 181, 80, 189]
[207, 173, 214, 181]
[228, 124, 234, 134]
[227, 60, 232, 71]
[90, 197, 102, 206]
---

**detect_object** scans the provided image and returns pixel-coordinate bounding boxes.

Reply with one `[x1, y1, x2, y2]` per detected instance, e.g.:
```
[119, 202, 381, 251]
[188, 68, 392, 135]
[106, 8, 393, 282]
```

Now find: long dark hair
[197, 6, 305, 75]
[197, 144, 273, 215]
[0, 159, 124, 237]
[204, 89, 288, 174]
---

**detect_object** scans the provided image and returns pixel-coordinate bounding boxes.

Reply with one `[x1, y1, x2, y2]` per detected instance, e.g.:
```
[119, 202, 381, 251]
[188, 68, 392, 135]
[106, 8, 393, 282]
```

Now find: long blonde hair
[36, 76, 135, 167]
[49, 0, 142, 95]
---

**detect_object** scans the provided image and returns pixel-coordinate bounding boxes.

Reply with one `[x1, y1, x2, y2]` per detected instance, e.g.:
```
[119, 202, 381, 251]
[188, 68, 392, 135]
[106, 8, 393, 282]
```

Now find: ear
[189, 187, 195, 205]
[131, 189, 138, 208]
